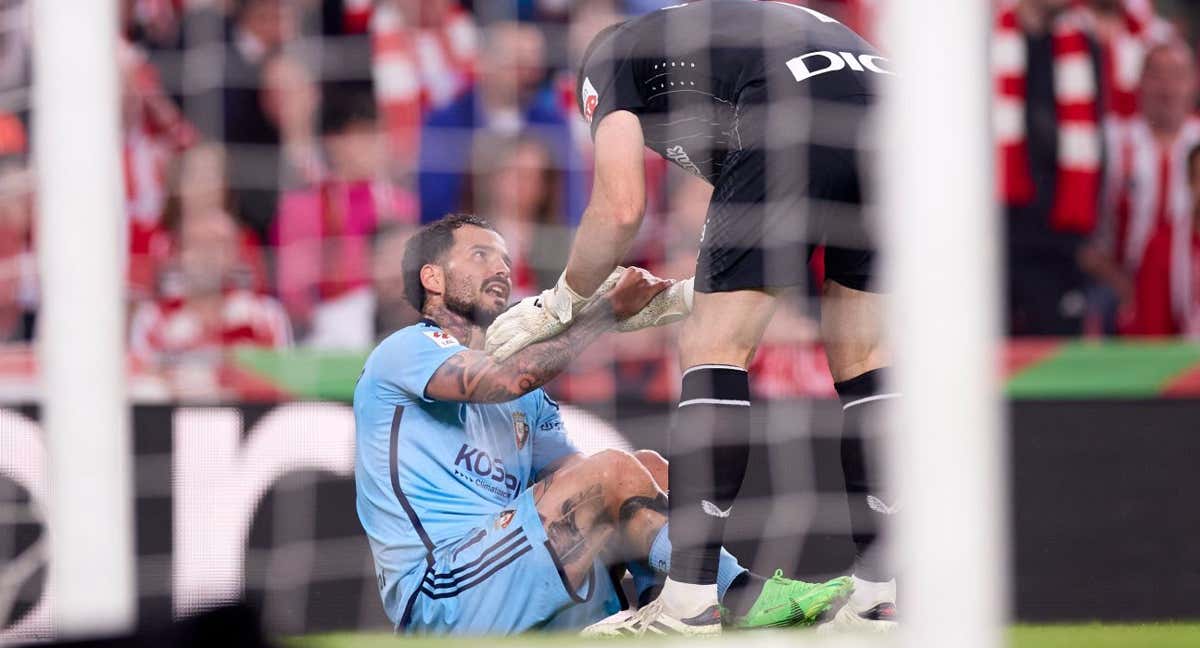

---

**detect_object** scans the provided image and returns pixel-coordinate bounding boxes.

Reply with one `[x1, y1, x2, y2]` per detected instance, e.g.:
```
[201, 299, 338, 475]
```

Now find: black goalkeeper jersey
[577, 0, 888, 184]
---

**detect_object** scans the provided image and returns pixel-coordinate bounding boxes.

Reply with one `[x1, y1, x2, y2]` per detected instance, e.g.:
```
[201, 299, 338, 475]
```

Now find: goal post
[32, 0, 135, 637]
[879, 1, 1009, 647]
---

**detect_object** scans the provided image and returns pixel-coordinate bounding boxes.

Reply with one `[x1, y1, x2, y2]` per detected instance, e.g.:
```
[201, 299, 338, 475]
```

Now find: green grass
[287, 623, 1200, 647]
[1011, 623, 1200, 648]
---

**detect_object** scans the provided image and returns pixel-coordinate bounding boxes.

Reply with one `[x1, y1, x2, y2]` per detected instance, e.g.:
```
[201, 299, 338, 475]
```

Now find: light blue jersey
[354, 320, 620, 634]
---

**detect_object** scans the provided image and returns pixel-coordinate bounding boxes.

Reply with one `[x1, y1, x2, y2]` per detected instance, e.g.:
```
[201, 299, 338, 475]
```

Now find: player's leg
[821, 262, 899, 630]
[634, 449, 668, 490]
[580, 444, 854, 633]
[533, 448, 769, 600]
[532, 448, 669, 588]
[560, 446, 851, 635]
[808, 103, 899, 629]
[660, 287, 777, 627]
[532, 447, 763, 630]
[627, 450, 669, 604]
[629, 447, 767, 615]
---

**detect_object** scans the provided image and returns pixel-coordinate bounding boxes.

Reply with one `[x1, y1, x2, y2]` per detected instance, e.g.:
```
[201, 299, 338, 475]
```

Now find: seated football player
[353, 213, 853, 634]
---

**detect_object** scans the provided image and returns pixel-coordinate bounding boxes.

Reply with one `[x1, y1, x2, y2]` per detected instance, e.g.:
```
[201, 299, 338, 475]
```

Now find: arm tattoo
[427, 299, 618, 403]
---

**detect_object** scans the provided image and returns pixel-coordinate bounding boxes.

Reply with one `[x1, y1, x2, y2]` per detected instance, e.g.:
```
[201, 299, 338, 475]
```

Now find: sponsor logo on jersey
[786, 51, 893, 84]
[581, 77, 599, 123]
[512, 412, 529, 450]
[496, 509, 516, 530]
[423, 330, 460, 348]
[453, 443, 520, 496]
[665, 145, 704, 177]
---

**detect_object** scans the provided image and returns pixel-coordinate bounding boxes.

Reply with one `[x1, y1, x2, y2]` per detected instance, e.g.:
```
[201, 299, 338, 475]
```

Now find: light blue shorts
[397, 488, 621, 635]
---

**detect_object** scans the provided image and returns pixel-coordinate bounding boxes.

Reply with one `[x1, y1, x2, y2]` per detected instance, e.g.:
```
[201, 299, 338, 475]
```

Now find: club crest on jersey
[581, 77, 599, 123]
[512, 412, 530, 449]
[496, 509, 515, 530]
[423, 330, 460, 348]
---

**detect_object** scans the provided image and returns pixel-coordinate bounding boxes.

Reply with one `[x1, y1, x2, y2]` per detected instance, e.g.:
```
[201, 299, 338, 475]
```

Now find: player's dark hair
[401, 213, 497, 312]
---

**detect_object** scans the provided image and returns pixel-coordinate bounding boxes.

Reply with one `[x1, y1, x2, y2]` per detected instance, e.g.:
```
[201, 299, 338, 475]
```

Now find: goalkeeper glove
[485, 270, 622, 361]
[615, 276, 694, 332]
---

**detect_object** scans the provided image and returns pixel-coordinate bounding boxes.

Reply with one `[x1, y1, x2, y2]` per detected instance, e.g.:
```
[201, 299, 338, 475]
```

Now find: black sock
[834, 367, 896, 583]
[722, 571, 767, 617]
[668, 365, 752, 585]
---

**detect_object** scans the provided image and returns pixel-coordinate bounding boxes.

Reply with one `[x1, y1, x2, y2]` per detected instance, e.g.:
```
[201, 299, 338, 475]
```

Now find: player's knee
[591, 449, 641, 478]
[678, 325, 757, 368]
[633, 449, 667, 474]
[590, 449, 655, 497]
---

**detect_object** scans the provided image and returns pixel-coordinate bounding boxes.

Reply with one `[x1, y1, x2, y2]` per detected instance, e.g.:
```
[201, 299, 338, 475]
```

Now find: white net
[4, 0, 1200, 646]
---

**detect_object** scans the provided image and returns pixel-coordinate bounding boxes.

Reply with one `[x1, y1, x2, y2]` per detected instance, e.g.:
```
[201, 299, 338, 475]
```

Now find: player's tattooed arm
[424, 298, 620, 403]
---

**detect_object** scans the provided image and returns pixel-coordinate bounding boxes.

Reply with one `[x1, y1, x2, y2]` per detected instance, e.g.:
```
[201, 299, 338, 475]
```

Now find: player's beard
[444, 276, 506, 328]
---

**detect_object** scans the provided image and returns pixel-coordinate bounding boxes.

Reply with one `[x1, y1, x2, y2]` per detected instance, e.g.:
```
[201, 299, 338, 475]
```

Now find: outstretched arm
[426, 298, 619, 403]
[426, 268, 669, 403]
[563, 111, 648, 297]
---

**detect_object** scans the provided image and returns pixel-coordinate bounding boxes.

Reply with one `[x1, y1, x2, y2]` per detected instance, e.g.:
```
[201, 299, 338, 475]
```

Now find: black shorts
[695, 93, 878, 294]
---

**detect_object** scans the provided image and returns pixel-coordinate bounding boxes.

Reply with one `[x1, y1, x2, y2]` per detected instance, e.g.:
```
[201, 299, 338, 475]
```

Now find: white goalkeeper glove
[485, 270, 622, 361]
[615, 276, 694, 332]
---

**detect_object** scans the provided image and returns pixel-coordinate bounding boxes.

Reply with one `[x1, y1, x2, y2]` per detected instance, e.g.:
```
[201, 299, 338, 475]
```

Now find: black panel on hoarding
[0, 475, 45, 629]
[1010, 400, 1200, 622]
[132, 406, 175, 626]
[239, 405, 276, 441]
[8, 398, 1200, 636]
[243, 470, 388, 634]
[1, 406, 46, 631]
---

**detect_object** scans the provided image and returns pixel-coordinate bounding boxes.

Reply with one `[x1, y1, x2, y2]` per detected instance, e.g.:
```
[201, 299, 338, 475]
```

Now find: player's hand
[485, 269, 625, 361]
[606, 267, 674, 321]
[615, 276, 695, 332]
[484, 294, 564, 362]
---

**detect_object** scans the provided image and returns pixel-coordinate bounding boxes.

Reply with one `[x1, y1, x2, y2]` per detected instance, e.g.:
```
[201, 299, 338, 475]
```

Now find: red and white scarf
[371, 2, 476, 165]
[1103, 0, 1173, 118]
[994, 3, 1102, 233]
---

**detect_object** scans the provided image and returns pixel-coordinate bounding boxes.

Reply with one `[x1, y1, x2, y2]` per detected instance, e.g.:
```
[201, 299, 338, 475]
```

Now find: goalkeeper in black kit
[486, 0, 898, 636]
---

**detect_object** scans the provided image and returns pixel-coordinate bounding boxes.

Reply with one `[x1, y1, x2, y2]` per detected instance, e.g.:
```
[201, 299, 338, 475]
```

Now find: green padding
[235, 340, 1200, 402]
[235, 348, 367, 401]
[1006, 341, 1200, 399]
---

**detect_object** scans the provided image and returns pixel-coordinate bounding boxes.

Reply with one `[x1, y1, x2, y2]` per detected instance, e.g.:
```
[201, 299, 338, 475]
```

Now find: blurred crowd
[1, 0, 1199, 399]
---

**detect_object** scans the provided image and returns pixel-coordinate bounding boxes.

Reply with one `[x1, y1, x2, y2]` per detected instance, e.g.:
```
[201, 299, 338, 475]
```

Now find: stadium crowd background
[2, 0, 1200, 403]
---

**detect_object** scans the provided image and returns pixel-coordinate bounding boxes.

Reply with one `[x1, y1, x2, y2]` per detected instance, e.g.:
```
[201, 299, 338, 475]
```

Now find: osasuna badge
[512, 412, 530, 450]
[496, 509, 515, 530]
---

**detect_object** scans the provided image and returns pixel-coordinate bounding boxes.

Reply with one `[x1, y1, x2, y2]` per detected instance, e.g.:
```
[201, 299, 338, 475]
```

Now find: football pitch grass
[288, 623, 1200, 648]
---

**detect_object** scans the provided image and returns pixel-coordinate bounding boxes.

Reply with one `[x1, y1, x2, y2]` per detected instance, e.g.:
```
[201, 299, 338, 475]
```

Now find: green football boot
[725, 571, 854, 630]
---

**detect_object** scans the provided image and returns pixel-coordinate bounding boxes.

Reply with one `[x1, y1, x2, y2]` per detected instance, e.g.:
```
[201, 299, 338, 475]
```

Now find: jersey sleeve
[530, 391, 579, 476]
[372, 324, 469, 404]
[580, 44, 644, 137]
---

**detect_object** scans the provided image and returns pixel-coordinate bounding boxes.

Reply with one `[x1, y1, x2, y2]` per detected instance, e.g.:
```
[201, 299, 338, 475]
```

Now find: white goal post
[33, 0, 135, 637]
[880, 1, 1009, 648]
